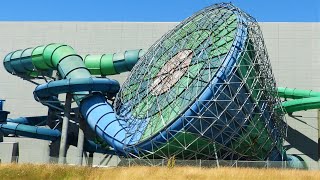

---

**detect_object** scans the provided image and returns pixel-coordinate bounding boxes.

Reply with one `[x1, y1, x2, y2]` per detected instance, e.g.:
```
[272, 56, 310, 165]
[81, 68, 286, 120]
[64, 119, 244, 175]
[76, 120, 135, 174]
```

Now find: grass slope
[0, 164, 319, 180]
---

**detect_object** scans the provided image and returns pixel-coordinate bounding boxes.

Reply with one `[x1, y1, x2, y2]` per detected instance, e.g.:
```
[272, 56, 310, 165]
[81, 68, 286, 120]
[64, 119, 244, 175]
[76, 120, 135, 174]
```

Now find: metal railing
[0, 156, 318, 170]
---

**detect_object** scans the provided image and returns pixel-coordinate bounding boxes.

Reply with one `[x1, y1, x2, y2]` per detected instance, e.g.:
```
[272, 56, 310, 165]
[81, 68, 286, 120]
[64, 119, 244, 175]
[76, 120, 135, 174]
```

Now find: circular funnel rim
[117, 4, 248, 147]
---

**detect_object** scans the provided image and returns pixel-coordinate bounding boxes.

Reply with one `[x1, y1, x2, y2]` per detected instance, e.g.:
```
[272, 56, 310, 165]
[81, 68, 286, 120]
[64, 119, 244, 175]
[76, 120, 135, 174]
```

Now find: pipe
[3, 47, 51, 78]
[278, 87, 320, 99]
[34, 78, 120, 101]
[281, 97, 320, 113]
[0, 122, 61, 141]
[0, 121, 112, 154]
[83, 49, 145, 76]
[7, 116, 47, 126]
[4, 47, 145, 79]
[277, 87, 320, 113]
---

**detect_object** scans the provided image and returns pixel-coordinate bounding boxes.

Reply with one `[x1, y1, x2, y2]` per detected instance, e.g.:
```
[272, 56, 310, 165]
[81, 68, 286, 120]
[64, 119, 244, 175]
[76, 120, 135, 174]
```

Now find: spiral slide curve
[1, 44, 144, 154]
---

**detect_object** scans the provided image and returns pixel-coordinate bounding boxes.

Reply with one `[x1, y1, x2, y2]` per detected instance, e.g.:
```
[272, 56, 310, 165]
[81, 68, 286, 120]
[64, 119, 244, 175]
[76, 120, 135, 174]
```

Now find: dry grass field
[0, 164, 319, 180]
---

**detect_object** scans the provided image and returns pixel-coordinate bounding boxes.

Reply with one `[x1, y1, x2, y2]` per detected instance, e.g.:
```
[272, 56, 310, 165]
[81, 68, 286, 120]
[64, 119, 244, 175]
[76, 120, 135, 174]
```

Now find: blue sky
[1, 0, 319, 22]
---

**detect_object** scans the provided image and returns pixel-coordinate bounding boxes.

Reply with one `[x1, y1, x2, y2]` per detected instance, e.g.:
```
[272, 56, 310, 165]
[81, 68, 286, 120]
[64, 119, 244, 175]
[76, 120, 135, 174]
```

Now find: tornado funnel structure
[116, 3, 286, 160]
[1, 3, 287, 162]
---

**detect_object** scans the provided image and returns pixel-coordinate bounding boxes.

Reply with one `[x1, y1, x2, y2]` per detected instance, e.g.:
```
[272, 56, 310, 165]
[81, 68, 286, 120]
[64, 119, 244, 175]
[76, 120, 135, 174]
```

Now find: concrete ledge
[0, 142, 19, 163]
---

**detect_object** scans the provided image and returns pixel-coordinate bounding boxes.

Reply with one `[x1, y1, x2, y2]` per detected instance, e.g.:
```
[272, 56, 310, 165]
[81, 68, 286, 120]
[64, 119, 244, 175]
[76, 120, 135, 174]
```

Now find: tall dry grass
[0, 164, 319, 180]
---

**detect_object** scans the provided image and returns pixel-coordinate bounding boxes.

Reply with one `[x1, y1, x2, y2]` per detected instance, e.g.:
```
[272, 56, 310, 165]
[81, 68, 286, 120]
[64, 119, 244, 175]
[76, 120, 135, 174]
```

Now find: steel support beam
[47, 72, 59, 128]
[88, 152, 94, 167]
[76, 113, 85, 166]
[0, 130, 3, 142]
[58, 93, 72, 164]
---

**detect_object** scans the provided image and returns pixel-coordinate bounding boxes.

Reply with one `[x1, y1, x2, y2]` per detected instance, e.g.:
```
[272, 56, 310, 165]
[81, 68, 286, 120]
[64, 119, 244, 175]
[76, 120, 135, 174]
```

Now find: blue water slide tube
[7, 116, 47, 126]
[0, 122, 61, 141]
[0, 118, 114, 153]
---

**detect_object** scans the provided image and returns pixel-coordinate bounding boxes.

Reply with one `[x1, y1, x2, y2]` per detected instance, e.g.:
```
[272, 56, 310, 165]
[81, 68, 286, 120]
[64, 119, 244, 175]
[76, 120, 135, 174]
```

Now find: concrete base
[0, 142, 19, 163]
[3, 137, 50, 163]
[2, 137, 120, 166]
[66, 145, 120, 166]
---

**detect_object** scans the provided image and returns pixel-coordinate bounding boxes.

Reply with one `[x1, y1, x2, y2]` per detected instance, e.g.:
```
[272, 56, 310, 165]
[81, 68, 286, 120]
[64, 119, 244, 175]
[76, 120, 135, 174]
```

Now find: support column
[58, 93, 72, 164]
[0, 130, 3, 142]
[76, 113, 85, 166]
[47, 72, 60, 128]
[88, 152, 94, 167]
[11, 142, 19, 163]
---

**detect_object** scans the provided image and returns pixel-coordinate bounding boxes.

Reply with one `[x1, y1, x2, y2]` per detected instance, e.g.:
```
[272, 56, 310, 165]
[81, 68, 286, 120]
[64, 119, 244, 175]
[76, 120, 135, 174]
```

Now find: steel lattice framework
[115, 3, 286, 162]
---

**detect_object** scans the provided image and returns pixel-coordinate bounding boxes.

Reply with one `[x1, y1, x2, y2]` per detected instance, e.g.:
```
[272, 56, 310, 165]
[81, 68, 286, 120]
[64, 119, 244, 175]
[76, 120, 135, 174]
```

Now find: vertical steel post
[88, 152, 94, 167]
[83, 151, 88, 166]
[76, 113, 85, 166]
[47, 72, 59, 128]
[0, 130, 3, 142]
[58, 93, 72, 164]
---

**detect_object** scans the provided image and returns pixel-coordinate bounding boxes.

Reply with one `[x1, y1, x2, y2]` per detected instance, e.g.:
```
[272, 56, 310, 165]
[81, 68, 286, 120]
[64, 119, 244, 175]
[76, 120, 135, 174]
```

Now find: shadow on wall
[285, 124, 318, 161]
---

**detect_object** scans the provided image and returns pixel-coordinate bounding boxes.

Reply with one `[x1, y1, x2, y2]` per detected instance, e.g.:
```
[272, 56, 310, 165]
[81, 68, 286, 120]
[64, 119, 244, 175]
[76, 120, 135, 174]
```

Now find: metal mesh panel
[115, 3, 285, 163]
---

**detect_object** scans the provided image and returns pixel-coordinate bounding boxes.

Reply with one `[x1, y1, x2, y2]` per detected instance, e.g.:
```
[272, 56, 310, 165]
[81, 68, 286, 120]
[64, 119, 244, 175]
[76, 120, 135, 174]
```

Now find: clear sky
[1, 0, 319, 22]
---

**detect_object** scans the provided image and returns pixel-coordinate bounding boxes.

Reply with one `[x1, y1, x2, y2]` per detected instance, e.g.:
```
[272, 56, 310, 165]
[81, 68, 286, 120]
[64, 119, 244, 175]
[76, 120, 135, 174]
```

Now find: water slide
[1, 4, 287, 162]
[1, 44, 143, 154]
[276, 87, 320, 168]
[2, 41, 285, 160]
[2, 43, 319, 155]
[278, 87, 320, 113]
[0, 4, 315, 166]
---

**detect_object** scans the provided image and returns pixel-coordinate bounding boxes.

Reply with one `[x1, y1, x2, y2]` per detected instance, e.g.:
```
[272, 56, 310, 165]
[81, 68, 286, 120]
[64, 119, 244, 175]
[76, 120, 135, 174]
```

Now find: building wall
[0, 22, 319, 168]
[261, 23, 320, 169]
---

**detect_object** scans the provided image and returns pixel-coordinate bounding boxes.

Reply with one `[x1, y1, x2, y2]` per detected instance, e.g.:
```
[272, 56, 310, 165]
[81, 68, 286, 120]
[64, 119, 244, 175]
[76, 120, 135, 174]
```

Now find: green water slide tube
[83, 50, 145, 76]
[278, 87, 320, 113]
[4, 45, 144, 79]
